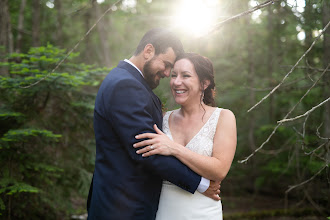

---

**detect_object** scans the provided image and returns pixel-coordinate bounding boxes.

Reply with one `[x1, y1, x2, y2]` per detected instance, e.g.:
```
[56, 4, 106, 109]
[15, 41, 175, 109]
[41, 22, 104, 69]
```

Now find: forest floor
[72, 194, 327, 220]
[222, 195, 327, 220]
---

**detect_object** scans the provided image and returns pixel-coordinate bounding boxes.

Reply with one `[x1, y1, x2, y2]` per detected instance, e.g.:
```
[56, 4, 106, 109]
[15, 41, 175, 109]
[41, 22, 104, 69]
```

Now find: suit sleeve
[104, 78, 201, 193]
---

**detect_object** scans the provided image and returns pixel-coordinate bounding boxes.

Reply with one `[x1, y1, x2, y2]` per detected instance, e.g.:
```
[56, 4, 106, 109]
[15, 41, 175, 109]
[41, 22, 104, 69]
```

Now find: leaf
[0, 178, 39, 195]
[0, 111, 25, 121]
[26, 162, 64, 173]
[1, 129, 62, 143]
[6, 183, 39, 195]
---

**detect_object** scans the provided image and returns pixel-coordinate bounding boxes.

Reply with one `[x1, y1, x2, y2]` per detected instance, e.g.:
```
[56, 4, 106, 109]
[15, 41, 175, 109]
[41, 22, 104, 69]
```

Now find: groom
[87, 28, 220, 220]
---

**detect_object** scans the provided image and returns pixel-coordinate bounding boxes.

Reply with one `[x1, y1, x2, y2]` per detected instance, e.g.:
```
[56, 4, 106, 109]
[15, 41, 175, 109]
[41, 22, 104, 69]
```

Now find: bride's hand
[134, 124, 179, 157]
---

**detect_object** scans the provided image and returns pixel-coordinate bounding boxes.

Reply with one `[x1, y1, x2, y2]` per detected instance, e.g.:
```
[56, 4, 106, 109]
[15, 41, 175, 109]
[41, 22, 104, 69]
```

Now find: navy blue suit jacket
[87, 61, 201, 220]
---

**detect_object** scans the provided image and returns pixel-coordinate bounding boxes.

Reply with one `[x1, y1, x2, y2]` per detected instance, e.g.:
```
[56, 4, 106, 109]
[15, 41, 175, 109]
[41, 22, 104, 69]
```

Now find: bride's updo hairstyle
[175, 53, 216, 107]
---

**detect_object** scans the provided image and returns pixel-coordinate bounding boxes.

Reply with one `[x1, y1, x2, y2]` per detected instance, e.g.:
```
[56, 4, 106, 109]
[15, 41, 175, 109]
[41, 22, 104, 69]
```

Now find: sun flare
[172, 0, 218, 37]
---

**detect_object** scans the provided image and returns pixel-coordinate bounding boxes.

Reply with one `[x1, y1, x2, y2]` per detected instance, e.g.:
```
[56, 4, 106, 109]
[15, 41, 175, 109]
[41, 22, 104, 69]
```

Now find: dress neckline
[166, 108, 219, 147]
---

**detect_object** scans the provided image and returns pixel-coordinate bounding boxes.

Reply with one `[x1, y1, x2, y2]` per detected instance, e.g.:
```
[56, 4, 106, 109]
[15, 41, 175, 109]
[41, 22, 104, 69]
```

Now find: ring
[150, 145, 154, 150]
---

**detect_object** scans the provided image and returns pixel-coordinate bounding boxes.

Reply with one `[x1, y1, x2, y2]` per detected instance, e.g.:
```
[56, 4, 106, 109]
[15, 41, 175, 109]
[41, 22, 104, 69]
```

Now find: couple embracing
[87, 28, 237, 220]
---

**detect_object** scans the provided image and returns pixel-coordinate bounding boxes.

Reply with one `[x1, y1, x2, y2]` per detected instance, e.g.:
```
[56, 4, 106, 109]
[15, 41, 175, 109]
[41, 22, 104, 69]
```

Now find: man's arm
[105, 78, 201, 193]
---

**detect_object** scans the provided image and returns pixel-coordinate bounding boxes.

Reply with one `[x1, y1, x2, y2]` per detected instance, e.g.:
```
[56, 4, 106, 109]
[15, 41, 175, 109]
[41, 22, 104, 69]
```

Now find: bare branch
[259, 136, 294, 155]
[203, 0, 279, 37]
[20, 0, 123, 89]
[302, 113, 309, 139]
[303, 189, 326, 216]
[239, 63, 328, 163]
[292, 114, 309, 151]
[245, 70, 320, 91]
[238, 123, 282, 163]
[283, 143, 297, 175]
[247, 20, 330, 113]
[293, 126, 303, 137]
[67, 5, 89, 16]
[280, 65, 330, 73]
[305, 60, 316, 82]
[278, 97, 330, 123]
[305, 142, 327, 155]
[285, 165, 328, 194]
[316, 123, 330, 140]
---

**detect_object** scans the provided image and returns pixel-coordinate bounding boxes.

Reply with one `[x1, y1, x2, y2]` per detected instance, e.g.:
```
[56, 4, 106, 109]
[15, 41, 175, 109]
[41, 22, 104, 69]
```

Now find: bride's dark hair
[175, 53, 216, 107]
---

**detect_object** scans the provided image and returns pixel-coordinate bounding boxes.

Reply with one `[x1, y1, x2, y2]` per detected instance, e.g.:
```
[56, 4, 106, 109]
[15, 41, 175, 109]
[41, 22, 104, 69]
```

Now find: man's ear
[143, 44, 155, 61]
[203, 80, 210, 90]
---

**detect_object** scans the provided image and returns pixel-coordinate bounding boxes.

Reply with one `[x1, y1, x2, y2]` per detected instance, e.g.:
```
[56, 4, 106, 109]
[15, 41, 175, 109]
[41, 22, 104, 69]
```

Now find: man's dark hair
[134, 28, 184, 56]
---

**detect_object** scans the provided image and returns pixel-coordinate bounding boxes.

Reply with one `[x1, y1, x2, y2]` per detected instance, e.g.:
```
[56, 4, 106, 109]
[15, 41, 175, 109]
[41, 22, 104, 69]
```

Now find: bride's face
[170, 59, 202, 106]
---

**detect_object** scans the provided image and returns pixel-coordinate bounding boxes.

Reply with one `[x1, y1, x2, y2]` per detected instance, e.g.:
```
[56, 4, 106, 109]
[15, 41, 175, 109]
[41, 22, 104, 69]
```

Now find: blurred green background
[0, 0, 329, 219]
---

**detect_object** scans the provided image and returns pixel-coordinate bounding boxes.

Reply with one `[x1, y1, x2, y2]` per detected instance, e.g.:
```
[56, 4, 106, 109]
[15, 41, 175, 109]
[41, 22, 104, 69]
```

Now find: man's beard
[143, 59, 161, 90]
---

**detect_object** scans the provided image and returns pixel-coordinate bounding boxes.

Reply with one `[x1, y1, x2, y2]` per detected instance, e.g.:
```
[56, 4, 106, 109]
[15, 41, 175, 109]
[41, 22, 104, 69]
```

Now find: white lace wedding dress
[156, 108, 223, 220]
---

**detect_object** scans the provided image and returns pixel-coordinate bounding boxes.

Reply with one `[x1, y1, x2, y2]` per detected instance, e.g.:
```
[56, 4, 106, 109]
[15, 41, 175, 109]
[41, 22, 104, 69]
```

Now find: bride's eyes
[170, 73, 191, 78]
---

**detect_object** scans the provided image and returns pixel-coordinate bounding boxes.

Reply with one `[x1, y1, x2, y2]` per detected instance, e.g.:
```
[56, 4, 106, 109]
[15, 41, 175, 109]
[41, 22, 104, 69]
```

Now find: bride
[134, 53, 237, 219]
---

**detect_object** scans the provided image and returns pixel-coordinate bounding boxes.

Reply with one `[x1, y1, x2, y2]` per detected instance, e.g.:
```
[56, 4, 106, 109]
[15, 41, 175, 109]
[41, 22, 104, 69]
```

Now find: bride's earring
[201, 91, 204, 103]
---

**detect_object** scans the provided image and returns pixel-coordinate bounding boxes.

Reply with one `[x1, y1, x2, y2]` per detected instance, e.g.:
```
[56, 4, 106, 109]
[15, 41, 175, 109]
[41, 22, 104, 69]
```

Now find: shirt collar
[124, 59, 143, 77]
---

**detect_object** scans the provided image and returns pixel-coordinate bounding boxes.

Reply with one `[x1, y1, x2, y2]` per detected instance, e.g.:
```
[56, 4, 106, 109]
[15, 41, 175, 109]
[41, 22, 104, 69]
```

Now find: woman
[134, 53, 237, 219]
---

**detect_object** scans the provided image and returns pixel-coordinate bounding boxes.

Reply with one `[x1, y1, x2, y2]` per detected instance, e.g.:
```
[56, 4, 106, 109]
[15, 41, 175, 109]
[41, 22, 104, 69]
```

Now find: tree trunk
[304, 0, 315, 67]
[0, 0, 9, 54]
[84, 8, 93, 64]
[16, 0, 27, 53]
[93, 1, 112, 67]
[267, 6, 275, 123]
[322, 0, 330, 138]
[247, 21, 256, 151]
[32, 0, 41, 47]
[54, 0, 63, 46]
[0, 0, 14, 54]
[0, 0, 13, 75]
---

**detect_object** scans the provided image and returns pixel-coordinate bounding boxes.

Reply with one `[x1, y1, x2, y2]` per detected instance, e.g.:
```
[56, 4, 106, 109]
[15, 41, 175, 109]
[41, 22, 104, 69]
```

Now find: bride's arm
[134, 109, 237, 182]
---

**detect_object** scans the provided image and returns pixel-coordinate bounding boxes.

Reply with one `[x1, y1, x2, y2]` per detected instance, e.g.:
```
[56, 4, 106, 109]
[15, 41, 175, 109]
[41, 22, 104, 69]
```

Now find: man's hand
[202, 180, 221, 201]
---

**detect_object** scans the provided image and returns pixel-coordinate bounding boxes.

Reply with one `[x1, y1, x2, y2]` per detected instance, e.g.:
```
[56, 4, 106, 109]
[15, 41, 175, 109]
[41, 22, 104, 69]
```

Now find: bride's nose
[173, 76, 182, 85]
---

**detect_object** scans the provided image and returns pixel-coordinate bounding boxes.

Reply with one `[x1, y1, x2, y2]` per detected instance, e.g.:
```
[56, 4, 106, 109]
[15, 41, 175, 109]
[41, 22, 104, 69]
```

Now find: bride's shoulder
[218, 108, 236, 125]
[162, 109, 179, 117]
[206, 106, 220, 115]
[219, 108, 235, 116]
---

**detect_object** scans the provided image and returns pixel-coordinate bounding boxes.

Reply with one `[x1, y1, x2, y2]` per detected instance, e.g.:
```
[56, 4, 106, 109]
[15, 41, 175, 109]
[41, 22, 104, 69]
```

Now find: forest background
[0, 0, 329, 219]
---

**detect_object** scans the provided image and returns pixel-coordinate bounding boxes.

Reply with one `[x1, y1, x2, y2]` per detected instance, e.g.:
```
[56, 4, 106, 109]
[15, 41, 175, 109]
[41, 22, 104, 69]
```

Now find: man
[87, 28, 220, 220]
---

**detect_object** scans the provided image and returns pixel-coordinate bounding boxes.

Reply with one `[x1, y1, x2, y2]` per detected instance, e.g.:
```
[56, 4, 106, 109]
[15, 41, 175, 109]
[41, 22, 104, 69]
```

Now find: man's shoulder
[101, 66, 140, 88]
[107, 66, 136, 81]
[99, 68, 146, 96]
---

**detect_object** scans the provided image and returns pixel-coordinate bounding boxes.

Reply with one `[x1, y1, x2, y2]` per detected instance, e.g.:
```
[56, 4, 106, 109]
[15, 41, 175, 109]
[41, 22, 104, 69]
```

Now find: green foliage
[3, 0, 328, 218]
[0, 198, 4, 211]
[0, 44, 109, 219]
[0, 112, 25, 120]
[0, 178, 39, 195]
[1, 129, 61, 143]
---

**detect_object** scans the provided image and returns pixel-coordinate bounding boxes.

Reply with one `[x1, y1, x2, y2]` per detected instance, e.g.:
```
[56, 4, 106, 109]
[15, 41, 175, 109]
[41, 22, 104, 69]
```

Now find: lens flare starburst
[172, 0, 218, 37]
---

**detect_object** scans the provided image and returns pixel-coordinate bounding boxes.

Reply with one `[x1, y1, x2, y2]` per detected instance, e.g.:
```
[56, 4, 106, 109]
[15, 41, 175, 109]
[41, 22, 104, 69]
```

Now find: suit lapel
[117, 61, 163, 115]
